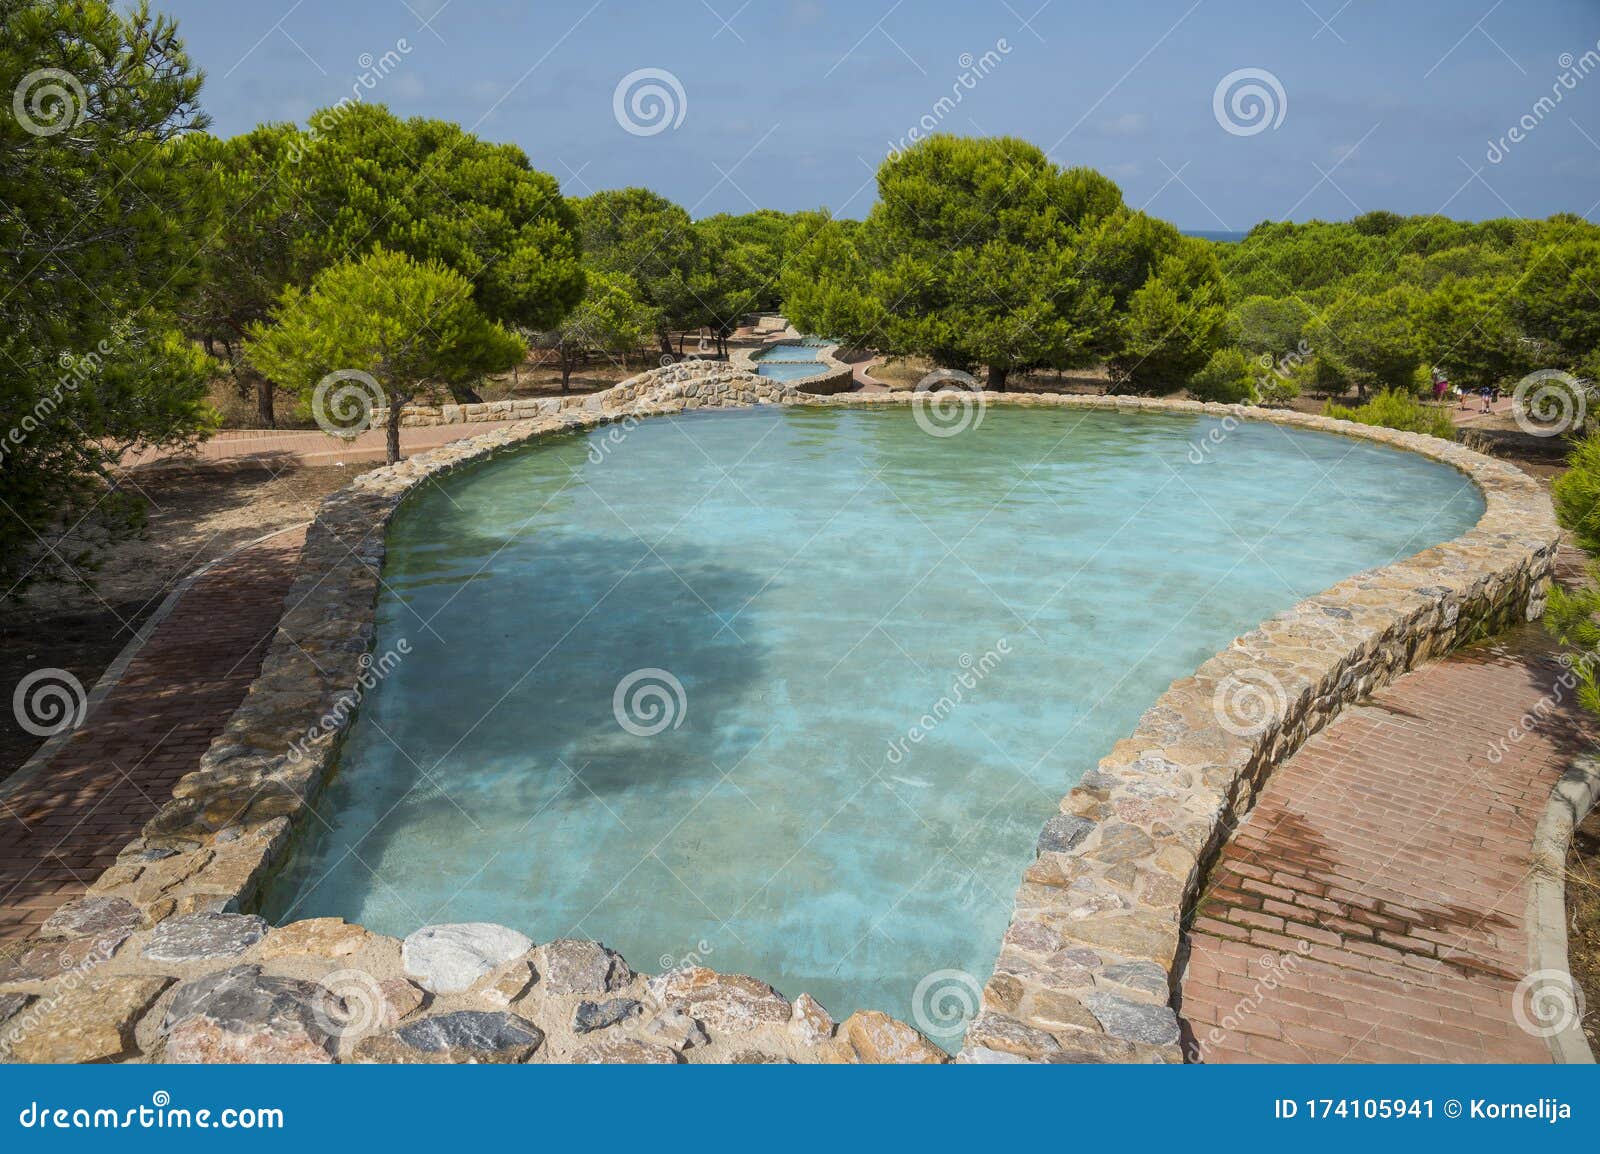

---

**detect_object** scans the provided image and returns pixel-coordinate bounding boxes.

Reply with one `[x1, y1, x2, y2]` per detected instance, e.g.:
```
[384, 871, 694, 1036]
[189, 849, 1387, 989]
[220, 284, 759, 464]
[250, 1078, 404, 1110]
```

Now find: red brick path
[0, 528, 306, 941]
[1177, 622, 1591, 1062]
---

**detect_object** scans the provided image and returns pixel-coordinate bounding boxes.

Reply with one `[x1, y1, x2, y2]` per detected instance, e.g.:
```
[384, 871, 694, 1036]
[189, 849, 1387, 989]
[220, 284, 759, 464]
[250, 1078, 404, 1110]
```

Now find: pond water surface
[261, 405, 1482, 1041]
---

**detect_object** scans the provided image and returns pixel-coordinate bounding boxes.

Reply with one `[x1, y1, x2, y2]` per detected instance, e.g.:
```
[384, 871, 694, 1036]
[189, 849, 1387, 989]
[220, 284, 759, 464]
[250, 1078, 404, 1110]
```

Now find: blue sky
[162, 0, 1600, 228]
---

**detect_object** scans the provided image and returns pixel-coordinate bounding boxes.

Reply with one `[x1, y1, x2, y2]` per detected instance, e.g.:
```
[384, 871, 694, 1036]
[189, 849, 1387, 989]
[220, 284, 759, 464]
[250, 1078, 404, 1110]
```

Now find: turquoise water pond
[754, 342, 825, 381]
[260, 405, 1482, 1038]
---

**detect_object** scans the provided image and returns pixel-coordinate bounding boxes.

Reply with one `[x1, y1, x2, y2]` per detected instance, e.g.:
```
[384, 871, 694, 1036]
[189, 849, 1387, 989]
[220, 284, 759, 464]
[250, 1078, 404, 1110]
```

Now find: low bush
[1554, 434, 1600, 555]
[1187, 348, 1257, 404]
[1322, 389, 1456, 440]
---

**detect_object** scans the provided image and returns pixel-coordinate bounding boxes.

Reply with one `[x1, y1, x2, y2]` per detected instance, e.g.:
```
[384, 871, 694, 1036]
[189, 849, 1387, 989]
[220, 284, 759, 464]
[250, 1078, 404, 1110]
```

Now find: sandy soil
[1568, 809, 1600, 1054]
[1, 460, 373, 782]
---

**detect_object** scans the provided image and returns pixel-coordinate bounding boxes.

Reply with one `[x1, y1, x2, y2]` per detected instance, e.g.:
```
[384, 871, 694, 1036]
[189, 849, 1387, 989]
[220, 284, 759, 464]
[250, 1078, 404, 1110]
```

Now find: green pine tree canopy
[4, 3, 1600, 590]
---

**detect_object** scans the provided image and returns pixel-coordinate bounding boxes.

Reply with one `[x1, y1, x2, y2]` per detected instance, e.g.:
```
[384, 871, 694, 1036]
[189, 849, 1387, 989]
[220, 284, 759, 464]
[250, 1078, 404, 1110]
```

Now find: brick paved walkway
[0, 528, 306, 942]
[1177, 620, 1592, 1063]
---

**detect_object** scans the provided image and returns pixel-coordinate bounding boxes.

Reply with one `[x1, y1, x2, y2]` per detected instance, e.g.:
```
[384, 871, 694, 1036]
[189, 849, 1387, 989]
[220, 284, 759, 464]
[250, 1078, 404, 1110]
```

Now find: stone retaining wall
[371, 394, 575, 429]
[1, 366, 1558, 1064]
[370, 347, 854, 431]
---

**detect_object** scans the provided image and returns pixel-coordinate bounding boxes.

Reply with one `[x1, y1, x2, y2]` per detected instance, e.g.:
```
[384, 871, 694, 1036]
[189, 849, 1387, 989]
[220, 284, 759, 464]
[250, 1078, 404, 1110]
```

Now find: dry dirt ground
[1, 460, 372, 783]
[1569, 809, 1600, 1054]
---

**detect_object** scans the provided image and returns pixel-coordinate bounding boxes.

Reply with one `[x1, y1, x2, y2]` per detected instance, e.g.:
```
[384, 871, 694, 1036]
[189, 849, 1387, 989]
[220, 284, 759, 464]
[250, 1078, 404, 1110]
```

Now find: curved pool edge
[74, 366, 1558, 1064]
[730, 343, 857, 393]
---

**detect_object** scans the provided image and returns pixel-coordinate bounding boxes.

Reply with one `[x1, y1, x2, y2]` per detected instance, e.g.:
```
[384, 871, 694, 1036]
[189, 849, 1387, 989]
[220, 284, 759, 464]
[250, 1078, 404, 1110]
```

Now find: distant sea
[1182, 229, 1249, 243]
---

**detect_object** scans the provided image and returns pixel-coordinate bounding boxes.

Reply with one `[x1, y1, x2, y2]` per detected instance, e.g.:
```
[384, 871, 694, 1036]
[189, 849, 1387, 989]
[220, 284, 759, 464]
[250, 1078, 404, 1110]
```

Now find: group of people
[1431, 369, 1500, 414]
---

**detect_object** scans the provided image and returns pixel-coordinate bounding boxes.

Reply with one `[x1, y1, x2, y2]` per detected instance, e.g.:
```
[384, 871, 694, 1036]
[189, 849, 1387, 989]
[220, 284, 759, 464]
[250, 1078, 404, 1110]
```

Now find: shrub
[1544, 578, 1600, 717]
[1188, 348, 1257, 404]
[1554, 434, 1600, 555]
[1323, 389, 1456, 440]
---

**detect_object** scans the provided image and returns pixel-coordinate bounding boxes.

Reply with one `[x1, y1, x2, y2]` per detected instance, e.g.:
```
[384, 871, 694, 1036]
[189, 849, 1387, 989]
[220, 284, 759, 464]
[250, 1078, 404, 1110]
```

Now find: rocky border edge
[68, 368, 1558, 1063]
[1527, 753, 1599, 1064]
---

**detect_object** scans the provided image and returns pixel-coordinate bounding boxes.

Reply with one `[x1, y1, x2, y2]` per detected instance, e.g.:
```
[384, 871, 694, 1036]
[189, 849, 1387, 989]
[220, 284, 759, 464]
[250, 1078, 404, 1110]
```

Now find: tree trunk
[385, 394, 408, 464]
[678, 331, 687, 356]
[447, 382, 484, 405]
[987, 365, 1010, 392]
[255, 374, 275, 427]
[658, 325, 674, 359]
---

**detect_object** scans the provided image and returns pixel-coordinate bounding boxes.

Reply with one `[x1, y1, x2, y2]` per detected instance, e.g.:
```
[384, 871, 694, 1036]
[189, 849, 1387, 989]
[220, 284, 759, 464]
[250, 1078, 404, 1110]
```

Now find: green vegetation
[1543, 581, 1600, 718]
[1553, 435, 1600, 557]
[295, 105, 584, 343]
[7, 0, 1600, 592]
[1216, 212, 1600, 400]
[1547, 431, 1600, 716]
[1188, 349, 1260, 405]
[542, 270, 658, 391]
[783, 136, 1230, 391]
[1322, 390, 1457, 440]
[176, 123, 308, 425]
[0, 0, 216, 588]
[183, 104, 584, 412]
[247, 249, 525, 464]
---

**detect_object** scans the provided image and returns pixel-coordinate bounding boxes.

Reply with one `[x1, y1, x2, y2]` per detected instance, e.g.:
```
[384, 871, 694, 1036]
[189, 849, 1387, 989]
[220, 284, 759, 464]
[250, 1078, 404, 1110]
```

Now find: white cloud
[1100, 112, 1148, 137]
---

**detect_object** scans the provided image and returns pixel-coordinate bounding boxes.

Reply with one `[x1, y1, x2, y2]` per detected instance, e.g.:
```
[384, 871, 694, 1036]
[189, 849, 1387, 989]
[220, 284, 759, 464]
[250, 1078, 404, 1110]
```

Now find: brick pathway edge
[1530, 752, 1600, 1063]
[1, 522, 310, 805]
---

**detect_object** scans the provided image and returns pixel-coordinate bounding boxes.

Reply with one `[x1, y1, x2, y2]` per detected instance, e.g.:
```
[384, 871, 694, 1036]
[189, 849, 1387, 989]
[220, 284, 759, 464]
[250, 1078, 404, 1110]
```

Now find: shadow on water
[258, 523, 773, 925]
[255, 402, 1490, 1036]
